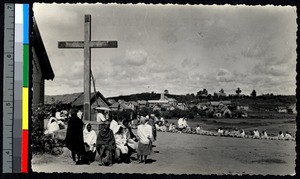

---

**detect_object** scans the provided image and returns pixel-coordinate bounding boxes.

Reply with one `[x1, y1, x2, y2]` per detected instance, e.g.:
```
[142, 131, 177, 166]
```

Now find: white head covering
[83, 123, 97, 152]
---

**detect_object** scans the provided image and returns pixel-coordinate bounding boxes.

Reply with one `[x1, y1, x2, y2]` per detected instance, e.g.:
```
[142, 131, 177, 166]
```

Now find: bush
[32, 104, 62, 155]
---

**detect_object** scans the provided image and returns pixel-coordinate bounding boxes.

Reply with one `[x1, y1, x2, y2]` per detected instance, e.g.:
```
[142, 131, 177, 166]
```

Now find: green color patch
[23, 45, 29, 87]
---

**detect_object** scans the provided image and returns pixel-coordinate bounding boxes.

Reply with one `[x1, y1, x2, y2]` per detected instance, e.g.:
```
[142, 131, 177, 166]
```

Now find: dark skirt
[137, 142, 152, 155]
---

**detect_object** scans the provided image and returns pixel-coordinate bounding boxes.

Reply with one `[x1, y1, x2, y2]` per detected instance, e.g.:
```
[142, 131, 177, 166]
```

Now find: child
[217, 127, 224, 135]
[196, 124, 201, 134]
[284, 131, 293, 140]
[278, 131, 284, 140]
[261, 130, 268, 139]
[253, 128, 260, 139]
[169, 123, 176, 132]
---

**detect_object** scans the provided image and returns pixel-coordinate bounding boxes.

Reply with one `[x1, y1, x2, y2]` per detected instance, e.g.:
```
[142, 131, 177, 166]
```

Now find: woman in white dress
[114, 125, 129, 163]
[83, 123, 97, 162]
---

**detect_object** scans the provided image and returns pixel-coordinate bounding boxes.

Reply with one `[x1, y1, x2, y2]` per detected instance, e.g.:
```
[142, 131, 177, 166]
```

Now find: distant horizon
[45, 90, 296, 99]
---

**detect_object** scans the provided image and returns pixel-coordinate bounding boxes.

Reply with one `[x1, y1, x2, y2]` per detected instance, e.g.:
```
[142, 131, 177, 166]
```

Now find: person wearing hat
[65, 108, 85, 163]
[96, 107, 107, 122]
[136, 117, 153, 164]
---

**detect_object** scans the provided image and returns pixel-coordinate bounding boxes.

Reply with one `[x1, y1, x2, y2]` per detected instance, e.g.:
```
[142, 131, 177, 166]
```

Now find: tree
[203, 88, 208, 96]
[219, 89, 224, 93]
[251, 89, 256, 98]
[236, 88, 242, 96]
[164, 89, 169, 94]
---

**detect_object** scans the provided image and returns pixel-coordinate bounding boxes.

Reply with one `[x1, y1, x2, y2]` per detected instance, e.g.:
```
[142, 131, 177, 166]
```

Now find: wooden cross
[58, 14, 117, 121]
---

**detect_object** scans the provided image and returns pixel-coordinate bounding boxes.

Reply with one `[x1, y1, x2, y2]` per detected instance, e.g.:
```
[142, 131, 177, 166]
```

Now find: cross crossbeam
[58, 41, 117, 48]
[58, 14, 117, 121]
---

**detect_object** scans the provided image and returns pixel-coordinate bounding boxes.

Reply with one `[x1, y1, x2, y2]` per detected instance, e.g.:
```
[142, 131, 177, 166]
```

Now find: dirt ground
[32, 131, 296, 175]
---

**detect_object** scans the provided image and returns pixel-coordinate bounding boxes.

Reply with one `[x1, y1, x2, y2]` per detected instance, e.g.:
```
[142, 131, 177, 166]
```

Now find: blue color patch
[23, 4, 29, 44]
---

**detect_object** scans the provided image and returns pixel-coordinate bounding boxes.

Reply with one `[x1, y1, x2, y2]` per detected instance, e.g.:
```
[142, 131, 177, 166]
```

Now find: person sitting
[169, 123, 176, 132]
[122, 120, 138, 156]
[239, 129, 245, 138]
[96, 121, 116, 166]
[277, 131, 284, 140]
[185, 125, 192, 133]
[234, 128, 240, 136]
[217, 127, 224, 135]
[45, 110, 64, 135]
[83, 123, 97, 163]
[261, 130, 268, 139]
[160, 121, 167, 132]
[178, 117, 187, 131]
[165, 121, 170, 128]
[114, 125, 130, 163]
[284, 131, 293, 140]
[253, 128, 260, 139]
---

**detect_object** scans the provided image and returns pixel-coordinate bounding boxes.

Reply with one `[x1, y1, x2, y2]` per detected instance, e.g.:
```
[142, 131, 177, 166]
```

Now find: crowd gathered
[45, 107, 158, 166]
[44, 106, 295, 166]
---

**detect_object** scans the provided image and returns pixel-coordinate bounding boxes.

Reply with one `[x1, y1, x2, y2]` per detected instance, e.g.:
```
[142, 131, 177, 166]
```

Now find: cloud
[110, 49, 148, 66]
[125, 50, 148, 66]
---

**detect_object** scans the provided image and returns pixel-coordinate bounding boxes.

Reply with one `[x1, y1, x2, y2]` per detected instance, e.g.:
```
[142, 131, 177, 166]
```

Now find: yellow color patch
[22, 87, 28, 130]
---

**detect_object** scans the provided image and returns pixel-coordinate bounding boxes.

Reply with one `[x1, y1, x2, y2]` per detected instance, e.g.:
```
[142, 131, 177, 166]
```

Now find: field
[32, 117, 296, 175]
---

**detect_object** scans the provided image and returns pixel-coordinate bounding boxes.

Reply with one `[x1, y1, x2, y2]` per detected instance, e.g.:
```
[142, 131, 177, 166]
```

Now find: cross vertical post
[58, 14, 118, 121]
[84, 15, 91, 122]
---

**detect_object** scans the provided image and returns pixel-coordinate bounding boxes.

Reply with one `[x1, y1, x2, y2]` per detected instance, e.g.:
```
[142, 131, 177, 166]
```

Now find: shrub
[32, 104, 62, 155]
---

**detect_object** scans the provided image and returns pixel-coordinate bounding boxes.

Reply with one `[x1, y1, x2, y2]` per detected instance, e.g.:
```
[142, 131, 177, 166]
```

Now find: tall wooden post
[58, 14, 118, 121]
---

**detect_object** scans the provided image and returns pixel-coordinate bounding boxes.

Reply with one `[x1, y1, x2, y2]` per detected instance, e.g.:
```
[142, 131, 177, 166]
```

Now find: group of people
[131, 115, 295, 141]
[64, 107, 157, 166]
[214, 127, 295, 140]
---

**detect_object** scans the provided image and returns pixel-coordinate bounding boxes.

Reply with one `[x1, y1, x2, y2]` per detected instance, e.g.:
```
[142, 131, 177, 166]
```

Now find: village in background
[44, 89, 296, 121]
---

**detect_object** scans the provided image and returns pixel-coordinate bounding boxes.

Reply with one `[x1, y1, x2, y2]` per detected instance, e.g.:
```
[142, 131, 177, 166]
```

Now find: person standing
[136, 117, 153, 164]
[148, 114, 157, 141]
[65, 108, 85, 163]
[96, 107, 107, 122]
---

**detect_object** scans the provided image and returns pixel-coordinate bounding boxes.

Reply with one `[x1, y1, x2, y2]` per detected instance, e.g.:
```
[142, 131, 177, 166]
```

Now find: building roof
[148, 100, 169, 103]
[44, 91, 110, 107]
[32, 17, 55, 80]
[210, 101, 221, 106]
[137, 100, 148, 105]
[72, 91, 110, 107]
[110, 102, 120, 108]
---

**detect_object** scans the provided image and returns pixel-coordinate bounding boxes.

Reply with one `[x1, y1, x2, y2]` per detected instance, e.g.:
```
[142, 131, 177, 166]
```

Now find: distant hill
[108, 92, 185, 102]
[108, 93, 296, 110]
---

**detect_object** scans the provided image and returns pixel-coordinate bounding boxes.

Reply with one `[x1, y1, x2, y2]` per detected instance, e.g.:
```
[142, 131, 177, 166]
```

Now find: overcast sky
[33, 4, 297, 97]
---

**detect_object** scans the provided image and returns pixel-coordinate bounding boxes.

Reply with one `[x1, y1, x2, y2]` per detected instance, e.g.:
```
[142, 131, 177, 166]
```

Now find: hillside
[109, 93, 295, 107]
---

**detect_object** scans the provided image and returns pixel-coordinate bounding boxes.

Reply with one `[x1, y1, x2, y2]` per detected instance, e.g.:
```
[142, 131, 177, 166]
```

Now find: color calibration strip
[3, 3, 29, 173]
[19, 4, 29, 173]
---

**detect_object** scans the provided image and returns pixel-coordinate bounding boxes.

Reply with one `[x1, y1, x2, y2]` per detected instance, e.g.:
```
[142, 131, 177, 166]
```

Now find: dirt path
[32, 131, 295, 175]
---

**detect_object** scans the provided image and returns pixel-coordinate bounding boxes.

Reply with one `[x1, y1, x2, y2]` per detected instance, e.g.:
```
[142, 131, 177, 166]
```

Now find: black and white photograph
[31, 3, 296, 175]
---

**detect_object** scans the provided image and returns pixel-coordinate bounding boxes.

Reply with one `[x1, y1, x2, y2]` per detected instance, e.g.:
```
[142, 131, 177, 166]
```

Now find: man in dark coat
[65, 108, 85, 163]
